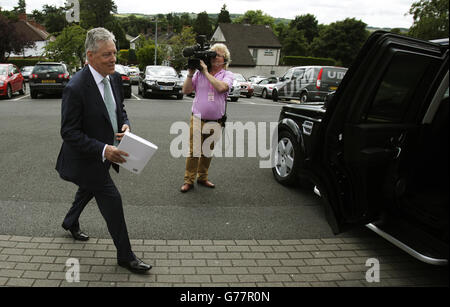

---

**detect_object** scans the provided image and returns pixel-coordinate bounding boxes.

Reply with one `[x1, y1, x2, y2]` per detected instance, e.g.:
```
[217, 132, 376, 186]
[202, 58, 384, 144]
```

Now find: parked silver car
[228, 78, 241, 102]
[127, 66, 140, 85]
[253, 77, 280, 99]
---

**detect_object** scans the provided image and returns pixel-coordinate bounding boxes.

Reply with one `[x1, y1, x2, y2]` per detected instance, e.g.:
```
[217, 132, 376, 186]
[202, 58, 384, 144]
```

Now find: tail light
[316, 68, 323, 89]
[29, 74, 38, 79]
[58, 73, 70, 79]
[121, 75, 130, 81]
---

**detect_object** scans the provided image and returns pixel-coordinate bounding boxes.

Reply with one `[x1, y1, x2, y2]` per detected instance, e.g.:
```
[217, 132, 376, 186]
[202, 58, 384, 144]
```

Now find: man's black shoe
[69, 228, 90, 241]
[118, 258, 152, 274]
[62, 224, 90, 241]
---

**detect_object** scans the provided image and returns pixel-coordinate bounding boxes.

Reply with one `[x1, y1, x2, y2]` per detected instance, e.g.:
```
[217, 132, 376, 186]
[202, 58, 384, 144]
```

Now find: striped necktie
[102, 77, 119, 146]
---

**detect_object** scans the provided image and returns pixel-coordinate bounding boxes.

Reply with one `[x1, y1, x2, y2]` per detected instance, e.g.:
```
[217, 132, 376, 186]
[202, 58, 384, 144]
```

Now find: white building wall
[8, 41, 47, 58]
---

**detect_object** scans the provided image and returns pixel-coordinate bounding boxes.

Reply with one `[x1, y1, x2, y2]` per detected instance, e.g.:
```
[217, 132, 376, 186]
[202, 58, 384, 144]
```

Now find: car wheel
[272, 89, 278, 102]
[246, 93, 252, 98]
[300, 92, 308, 103]
[6, 85, 12, 99]
[177, 94, 183, 100]
[272, 130, 301, 186]
[19, 82, 26, 95]
[126, 89, 132, 99]
[138, 85, 142, 95]
[230, 97, 238, 102]
[262, 89, 267, 99]
[30, 90, 38, 99]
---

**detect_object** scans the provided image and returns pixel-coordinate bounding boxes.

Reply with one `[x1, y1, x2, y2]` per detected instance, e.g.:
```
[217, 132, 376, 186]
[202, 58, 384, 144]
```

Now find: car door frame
[314, 32, 448, 233]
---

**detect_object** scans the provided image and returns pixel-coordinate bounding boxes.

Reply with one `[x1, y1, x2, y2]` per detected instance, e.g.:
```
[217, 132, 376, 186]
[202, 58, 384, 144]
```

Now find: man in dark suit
[56, 28, 151, 274]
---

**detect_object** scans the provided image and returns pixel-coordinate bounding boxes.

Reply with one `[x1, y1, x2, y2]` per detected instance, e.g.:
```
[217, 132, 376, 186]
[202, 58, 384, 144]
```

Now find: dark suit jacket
[56, 66, 130, 189]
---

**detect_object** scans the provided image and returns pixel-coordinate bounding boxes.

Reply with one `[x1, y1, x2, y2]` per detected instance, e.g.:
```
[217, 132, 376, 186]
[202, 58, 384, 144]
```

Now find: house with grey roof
[211, 23, 283, 77]
[8, 13, 55, 59]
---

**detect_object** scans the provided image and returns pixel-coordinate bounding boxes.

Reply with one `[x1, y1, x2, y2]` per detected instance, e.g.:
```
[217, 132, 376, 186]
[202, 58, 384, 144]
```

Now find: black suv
[272, 31, 449, 265]
[29, 62, 70, 98]
[138, 65, 183, 99]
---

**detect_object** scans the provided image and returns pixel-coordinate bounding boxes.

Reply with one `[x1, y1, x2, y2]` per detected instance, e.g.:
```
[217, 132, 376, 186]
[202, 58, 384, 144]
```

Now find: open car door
[318, 32, 448, 235]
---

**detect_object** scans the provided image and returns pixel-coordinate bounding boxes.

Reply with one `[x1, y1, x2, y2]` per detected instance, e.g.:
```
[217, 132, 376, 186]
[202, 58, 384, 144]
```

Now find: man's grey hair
[85, 27, 116, 57]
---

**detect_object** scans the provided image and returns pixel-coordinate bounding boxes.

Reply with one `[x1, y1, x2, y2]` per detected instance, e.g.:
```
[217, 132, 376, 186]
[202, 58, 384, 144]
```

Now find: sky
[0, 0, 416, 29]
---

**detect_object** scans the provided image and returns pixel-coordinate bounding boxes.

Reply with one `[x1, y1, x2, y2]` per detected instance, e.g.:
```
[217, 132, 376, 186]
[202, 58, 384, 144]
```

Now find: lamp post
[154, 18, 158, 65]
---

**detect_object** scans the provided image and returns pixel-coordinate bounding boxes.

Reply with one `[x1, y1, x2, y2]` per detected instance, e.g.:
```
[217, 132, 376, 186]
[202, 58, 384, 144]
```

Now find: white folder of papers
[117, 131, 158, 174]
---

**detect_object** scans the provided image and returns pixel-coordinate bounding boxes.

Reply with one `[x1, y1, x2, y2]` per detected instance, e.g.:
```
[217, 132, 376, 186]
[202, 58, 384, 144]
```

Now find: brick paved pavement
[0, 234, 447, 287]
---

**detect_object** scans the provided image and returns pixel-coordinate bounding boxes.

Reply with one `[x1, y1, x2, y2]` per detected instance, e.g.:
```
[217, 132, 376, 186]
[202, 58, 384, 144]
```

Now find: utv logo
[65, 258, 80, 283]
[65, 0, 80, 23]
[365, 258, 380, 283]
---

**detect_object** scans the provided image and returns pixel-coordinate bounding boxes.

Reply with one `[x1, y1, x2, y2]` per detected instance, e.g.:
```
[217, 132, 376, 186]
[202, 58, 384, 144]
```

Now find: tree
[13, 0, 26, 14]
[234, 10, 274, 28]
[217, 4, 231, 25]
[282, 28, 308, 57]
[310, 18, 369, 67]
[407, 0, 449, 40]
[136, 36, 168, 69]
[167, 26, 196, 71]
[79, 0, 117, 28]
[289, 14, 319, 44]
[44, 25, 87, 70]
[0, 14, 35, 61]
[193, 11, 213, 38]
[31, 5, 66, 35]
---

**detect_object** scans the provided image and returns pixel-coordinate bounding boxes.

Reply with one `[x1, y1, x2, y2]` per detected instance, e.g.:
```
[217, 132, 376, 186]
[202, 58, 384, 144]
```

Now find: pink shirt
[191, 69, 234, 120]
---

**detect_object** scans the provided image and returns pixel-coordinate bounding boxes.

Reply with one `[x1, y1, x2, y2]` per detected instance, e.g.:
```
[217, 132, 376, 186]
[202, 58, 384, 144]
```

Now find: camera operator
[180, 43, 234, 193]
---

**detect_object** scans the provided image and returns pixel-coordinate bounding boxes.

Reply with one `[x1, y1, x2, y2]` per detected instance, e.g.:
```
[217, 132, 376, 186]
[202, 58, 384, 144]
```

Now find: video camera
[182, 35, 217, 71]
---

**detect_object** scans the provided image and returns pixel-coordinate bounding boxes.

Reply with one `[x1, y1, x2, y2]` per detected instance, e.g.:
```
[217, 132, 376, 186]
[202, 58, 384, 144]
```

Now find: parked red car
[0, 63, 25, 99]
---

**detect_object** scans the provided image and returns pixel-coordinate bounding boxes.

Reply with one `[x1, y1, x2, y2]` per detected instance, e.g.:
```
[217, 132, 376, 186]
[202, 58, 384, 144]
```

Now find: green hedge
[5, 58, 55, 68]
[282, 56, 336, 66]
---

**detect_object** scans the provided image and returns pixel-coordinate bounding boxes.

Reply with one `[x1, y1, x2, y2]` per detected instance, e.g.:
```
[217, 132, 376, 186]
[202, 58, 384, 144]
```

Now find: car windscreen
[234, 74, 246, 82]
[33, 65, 65, 74]
[21, 66, 34, 72]
[146, 67, 177, 77]
[0, 66, 7, 75]
[322, 68, 347, 82]
[115, 65, 127, 75]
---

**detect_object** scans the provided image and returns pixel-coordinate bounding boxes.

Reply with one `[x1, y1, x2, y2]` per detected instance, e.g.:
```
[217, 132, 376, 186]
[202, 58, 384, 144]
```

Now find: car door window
[293, 69, 304, 80]
[283, 69, 293, 81]
[363, 53, 437, 123]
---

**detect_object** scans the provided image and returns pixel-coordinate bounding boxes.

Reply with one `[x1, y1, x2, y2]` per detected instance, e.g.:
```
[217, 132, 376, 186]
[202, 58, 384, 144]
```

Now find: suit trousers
[184, 115, 222, 185]
[62, 172, 134, 262]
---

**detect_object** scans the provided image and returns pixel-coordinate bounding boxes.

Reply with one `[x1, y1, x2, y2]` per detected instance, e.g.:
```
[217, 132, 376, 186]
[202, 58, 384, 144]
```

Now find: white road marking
[131, 93, 141, 100]
[13, 94, 30, 101]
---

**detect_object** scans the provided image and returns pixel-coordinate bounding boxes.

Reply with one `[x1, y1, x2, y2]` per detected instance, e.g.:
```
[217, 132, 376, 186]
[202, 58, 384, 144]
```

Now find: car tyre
[177, 94, 183, 100]
[30, 90, 38, 99]
[230, 97, 238, 102]
[262, 89, 267, 99]
[272, 89, 278, 102]
[246, 93, 252, 98]
[272, 130, 302, 186]
[6, 85, 12, 99]
[300, 92, 308, 103]
[19, 82, 25, 95]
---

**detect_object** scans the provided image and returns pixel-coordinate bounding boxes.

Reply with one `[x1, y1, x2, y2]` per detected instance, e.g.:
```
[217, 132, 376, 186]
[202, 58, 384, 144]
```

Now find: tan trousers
[184, 115, 222, 185]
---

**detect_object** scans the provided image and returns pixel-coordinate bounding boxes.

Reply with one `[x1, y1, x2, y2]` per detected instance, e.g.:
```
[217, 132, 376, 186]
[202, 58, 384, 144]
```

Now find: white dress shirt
[88, 64, 117, 160]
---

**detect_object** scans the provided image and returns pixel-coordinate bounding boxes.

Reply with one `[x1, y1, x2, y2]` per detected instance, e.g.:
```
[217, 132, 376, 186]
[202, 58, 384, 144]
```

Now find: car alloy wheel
[262, 89, 267, 99]
[275, 136, 295, 178]
[300, 92, 308, 103]
[6, 85, 13, 99]
[19, 82, 25, 95]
